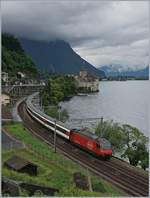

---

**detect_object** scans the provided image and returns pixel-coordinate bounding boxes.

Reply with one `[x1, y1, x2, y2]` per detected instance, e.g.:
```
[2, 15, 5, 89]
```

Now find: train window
[29, 108, 69, 134]
[56, 125, 68, 134]
[96, 143, 100, 149]
[31, 109, 54, 128]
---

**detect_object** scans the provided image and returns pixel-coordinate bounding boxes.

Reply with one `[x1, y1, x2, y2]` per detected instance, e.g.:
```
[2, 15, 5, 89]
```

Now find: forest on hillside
[2, 33, 38, 79]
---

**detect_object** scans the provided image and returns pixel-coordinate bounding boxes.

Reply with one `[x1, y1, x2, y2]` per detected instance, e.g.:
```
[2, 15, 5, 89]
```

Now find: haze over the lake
[2, 1, 149, 69]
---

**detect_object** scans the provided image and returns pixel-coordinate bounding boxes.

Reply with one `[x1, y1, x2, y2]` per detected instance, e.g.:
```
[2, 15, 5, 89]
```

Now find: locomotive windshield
[99, 138, 111, 149]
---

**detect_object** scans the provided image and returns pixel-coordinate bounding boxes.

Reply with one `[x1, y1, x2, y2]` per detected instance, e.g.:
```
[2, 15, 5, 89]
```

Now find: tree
[121, 124, 148, 168]
[41, 75, 76, 107]
[140, 152, 149, 170]
[95, 120, 126, 152]
[2, 33, 24, 53]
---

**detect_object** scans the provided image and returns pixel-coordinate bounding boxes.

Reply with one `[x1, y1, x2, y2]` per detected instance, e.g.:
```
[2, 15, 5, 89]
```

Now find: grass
[2, 122, 123, 196]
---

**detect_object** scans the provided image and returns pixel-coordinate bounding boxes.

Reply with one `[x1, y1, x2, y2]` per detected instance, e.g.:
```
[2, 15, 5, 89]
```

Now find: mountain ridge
[20, 38, 105, 77]
[99, 64, 149, 77]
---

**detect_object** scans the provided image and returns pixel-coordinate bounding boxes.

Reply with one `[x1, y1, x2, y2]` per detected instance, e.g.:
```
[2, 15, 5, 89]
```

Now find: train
[26, 93, 112, 159]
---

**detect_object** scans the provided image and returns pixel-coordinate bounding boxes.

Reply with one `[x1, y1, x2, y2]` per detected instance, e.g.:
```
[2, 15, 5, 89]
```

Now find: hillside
[2, 33, 38, 78]
[2, 122, 121, 196]
[99, 64, 149, 78]
[20, 38, 105, 77]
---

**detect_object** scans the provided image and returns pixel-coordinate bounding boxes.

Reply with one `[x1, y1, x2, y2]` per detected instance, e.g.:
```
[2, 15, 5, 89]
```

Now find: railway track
[18, 101, 149, 197]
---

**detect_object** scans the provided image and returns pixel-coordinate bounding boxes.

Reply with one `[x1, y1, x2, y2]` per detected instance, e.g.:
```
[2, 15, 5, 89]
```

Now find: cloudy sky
[2, 0, 149, 69]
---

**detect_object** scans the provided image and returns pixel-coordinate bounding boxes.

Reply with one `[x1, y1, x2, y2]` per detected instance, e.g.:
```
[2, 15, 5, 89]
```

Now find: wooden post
[87, 168, 93, 192]
[54, 120, 57, 153]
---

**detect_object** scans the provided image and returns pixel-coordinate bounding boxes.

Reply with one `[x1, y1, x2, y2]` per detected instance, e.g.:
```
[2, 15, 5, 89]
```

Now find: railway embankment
[2, 122, 122, 197]
[11, 97, 26, 122]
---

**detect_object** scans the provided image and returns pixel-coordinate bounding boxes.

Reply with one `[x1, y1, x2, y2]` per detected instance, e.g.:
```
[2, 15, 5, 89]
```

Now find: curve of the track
[18, 101, 149, 197]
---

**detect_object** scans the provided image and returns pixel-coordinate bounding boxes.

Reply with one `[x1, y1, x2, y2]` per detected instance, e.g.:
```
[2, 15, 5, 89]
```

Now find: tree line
[40, 75, 77, 106]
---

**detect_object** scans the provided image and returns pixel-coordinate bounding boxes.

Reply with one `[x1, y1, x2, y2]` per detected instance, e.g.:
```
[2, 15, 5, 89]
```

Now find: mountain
[99, 64, 149, 78]
[2, 33, 38, 77]
[20, 38, 105, 77]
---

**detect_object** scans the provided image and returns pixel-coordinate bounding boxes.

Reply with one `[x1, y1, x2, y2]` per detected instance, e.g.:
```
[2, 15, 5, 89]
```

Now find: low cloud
[2, 0, 149, 68]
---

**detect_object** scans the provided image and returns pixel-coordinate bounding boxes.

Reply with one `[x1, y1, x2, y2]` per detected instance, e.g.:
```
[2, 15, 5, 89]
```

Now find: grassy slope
[2, 122, 123, 196]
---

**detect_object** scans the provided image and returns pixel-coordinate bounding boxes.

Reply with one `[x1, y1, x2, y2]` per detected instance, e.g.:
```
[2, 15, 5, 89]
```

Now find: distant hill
[99, 64, 149, 78]
[2, 33, 38, 77]
[20, 38, 105, 77]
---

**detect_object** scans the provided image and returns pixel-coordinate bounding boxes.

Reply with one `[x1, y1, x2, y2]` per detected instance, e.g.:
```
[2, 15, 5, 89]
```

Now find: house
[17, 72, 26, 79]
[4, 156, 38, 176]
[2, 72, 9, 83]
[74, 69, 99, 92]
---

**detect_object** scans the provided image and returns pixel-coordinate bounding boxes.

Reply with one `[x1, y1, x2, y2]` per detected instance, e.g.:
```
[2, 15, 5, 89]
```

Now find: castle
[74, 69, 99, 93]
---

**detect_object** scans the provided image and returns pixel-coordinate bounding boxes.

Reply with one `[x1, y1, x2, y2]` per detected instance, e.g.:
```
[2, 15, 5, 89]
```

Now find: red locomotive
[70, 128, 112, 159]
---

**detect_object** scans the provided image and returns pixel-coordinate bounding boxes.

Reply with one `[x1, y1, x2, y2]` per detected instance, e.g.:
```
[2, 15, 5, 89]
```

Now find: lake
[61, 80, 149, 137]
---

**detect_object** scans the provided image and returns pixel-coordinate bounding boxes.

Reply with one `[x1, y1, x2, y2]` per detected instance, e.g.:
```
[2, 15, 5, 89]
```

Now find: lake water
[61, 80, 149, 137]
